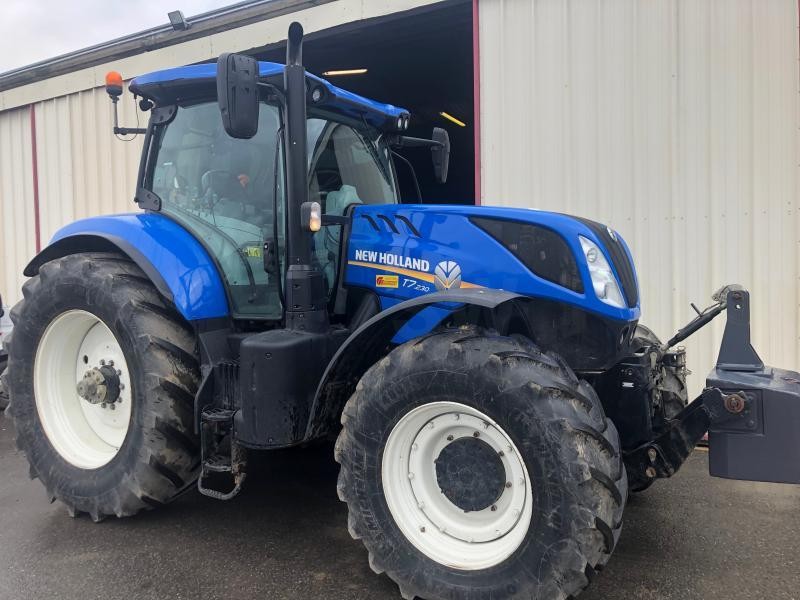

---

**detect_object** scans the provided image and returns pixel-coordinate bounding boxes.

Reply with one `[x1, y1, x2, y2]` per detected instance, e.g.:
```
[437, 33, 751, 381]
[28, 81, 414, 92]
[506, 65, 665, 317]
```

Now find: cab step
[197, 406, 247, 501]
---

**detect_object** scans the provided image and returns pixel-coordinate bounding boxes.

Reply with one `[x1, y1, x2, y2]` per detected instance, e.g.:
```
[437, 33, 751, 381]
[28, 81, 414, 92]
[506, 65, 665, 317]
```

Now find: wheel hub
[435, 437, 506, 512]
[76, 362, 122, 408]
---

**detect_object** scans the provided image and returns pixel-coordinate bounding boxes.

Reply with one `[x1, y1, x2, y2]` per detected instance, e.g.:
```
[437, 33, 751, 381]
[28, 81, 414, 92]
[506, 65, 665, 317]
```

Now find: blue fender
[304, 288, 528, 441]
[24, 213, 229, 321]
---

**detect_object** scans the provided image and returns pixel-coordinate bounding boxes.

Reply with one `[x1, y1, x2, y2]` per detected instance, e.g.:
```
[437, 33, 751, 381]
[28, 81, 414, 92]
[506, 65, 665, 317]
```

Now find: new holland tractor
[4, 23, 800, 600]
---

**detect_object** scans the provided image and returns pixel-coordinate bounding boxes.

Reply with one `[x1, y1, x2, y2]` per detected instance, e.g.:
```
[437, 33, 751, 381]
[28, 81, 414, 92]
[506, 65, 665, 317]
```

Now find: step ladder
[197, 406, 247, 501]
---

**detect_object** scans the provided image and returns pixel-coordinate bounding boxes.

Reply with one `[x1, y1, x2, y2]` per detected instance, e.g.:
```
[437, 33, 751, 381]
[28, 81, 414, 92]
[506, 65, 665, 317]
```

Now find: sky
[0, 0, 238, 73]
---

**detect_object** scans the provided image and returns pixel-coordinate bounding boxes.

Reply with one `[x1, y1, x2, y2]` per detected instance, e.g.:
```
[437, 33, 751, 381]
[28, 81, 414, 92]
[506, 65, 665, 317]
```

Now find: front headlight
[579, 236, 626, 308]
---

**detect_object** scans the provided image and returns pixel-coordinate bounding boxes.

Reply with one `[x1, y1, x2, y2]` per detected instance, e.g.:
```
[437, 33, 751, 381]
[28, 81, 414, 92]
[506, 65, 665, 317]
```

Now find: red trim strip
[472, 0, 481, 205]
[29, 104, 42, 252]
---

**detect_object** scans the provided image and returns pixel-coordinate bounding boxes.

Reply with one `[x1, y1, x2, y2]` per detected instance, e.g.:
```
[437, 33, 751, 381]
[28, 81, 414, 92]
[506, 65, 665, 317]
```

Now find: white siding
[33, 88, 146, 243]
[479, 0, 800, 394]
[0, 91, 146, 308]
[0, 107, 36, 306]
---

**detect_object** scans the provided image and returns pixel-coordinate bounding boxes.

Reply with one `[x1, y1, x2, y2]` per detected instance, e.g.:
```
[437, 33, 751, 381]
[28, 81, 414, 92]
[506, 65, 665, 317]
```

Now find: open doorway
[256, 0, 475, 205]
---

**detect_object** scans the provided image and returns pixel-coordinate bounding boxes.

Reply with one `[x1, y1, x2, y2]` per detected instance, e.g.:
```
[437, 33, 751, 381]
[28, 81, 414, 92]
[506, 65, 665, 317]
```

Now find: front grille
[572, 217, 639, 307]
[471, 217, 584, 293]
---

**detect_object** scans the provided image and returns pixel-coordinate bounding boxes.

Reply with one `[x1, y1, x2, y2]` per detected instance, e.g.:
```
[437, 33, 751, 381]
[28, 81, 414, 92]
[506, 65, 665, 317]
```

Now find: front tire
[335, 328, 627, 600]
[6, 253, 200, 520]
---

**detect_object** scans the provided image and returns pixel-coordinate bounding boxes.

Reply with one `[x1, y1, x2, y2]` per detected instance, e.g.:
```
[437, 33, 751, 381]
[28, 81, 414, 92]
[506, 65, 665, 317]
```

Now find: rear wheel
[6, 253, 200, 519]
[335, 327, 627, 600]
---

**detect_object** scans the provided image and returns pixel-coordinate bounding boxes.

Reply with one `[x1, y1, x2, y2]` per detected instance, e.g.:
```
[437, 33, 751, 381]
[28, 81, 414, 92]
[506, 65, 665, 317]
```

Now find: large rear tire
[335, 327, 627, 600]
[6, 253, 200, 520]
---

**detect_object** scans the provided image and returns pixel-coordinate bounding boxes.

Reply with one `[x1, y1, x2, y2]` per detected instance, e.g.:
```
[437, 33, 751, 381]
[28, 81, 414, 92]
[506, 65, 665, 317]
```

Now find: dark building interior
[256, 0, 475, 205]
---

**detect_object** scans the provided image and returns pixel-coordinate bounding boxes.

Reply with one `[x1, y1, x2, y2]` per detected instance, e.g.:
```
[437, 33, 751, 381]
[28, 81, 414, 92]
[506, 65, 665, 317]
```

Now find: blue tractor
[5, 23, 800, 600]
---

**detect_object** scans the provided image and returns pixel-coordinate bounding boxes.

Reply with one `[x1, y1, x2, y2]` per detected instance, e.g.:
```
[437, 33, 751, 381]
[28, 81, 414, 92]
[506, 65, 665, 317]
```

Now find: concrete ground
[0, 411, 798, 600]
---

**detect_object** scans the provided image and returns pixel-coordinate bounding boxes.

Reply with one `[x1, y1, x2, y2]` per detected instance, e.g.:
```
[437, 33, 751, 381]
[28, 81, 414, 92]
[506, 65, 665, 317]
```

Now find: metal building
[0, 0, 798, 394]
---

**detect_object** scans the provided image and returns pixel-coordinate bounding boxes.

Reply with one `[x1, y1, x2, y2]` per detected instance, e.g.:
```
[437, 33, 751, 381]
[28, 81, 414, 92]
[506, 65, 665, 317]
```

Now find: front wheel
[6, 253, 200, 520]
[335, 328, 627, 600]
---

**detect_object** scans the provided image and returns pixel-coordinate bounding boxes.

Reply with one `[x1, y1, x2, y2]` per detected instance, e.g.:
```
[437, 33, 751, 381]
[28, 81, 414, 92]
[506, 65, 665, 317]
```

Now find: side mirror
[217, 52, 259, 139]
[431, 127, 450, 184]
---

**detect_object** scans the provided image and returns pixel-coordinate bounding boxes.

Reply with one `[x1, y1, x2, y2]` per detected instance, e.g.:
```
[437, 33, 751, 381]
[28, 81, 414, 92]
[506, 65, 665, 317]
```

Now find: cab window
[148, 101, 285, 319]
[307, 119, 398, 292]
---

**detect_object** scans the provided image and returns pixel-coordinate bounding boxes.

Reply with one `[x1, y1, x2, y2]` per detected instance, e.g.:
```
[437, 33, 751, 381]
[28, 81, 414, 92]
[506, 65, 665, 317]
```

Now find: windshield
[148, 101, 284, 319]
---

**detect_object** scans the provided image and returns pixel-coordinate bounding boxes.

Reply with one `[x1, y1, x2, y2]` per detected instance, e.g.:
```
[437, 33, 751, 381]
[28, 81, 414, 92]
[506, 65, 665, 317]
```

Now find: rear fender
[304, 289, 528, 441]
[24, 214, 229, 321]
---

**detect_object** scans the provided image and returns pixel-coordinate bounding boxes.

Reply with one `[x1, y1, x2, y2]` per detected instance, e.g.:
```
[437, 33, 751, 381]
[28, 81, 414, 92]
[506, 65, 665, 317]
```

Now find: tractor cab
[129, 70, 402, 319]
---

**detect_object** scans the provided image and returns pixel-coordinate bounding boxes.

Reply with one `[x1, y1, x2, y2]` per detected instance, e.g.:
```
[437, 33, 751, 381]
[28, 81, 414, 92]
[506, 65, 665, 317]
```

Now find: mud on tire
[6, 252, 200, 520]
[335, 327, 627, 600]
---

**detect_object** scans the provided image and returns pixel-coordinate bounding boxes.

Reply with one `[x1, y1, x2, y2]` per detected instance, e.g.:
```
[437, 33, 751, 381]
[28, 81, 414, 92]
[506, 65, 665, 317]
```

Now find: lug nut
[645, 467, 657, 478]
[447, 435, 454, 441]
[505, 481, 512, 488]
[490, 505, 497, 512]
[100, 359, 105, 366]
[109, 404, 116, 411]
[498, 450, 505, 457]
[647, 448, 657, 463]
[473, 431, 480, 438]
[108, 360, 114, 367]
[419, 526, 426, 533]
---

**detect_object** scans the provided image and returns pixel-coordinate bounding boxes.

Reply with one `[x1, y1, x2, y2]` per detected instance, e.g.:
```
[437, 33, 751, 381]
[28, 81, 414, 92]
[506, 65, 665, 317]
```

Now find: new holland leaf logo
[433, 261, 462, 291]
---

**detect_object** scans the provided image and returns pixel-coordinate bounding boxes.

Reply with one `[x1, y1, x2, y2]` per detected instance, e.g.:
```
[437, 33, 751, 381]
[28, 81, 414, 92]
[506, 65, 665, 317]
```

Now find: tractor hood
[343, 204, 640, 324]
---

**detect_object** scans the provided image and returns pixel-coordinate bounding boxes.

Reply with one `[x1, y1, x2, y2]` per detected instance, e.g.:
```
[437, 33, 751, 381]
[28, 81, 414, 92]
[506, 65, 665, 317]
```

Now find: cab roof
[129, 61, 409, 131]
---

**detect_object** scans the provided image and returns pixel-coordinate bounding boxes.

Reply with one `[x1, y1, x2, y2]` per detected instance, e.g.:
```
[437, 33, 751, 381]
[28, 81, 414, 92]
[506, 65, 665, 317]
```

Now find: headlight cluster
[579, 236, 626, 308]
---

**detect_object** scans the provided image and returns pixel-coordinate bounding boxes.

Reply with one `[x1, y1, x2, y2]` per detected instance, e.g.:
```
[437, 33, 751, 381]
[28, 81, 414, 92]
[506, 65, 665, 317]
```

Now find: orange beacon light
[105, 71, 124, 98]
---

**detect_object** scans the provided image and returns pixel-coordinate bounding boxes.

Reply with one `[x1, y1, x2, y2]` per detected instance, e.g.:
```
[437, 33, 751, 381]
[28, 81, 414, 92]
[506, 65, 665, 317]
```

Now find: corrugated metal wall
[0, 91, 145, 307]
[479, 0, 800, 394]
[0, 107, 37, 306]
[33, 88, 145, 244]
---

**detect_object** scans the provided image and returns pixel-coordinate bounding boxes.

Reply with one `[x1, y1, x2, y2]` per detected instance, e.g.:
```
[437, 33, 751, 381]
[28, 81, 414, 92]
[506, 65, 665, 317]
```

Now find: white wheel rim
[34, 310, 132, 469]
[382, 401, 533, 570]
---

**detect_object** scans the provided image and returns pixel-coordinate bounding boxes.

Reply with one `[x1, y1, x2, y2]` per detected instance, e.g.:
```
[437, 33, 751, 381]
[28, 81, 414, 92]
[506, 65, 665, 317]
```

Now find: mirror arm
[389, 135, 444, 149]
[321, 215, 350, 226]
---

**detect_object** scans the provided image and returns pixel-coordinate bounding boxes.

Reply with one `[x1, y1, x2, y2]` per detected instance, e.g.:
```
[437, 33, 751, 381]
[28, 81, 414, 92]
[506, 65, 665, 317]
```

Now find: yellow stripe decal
[348, 260, 483, 289]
